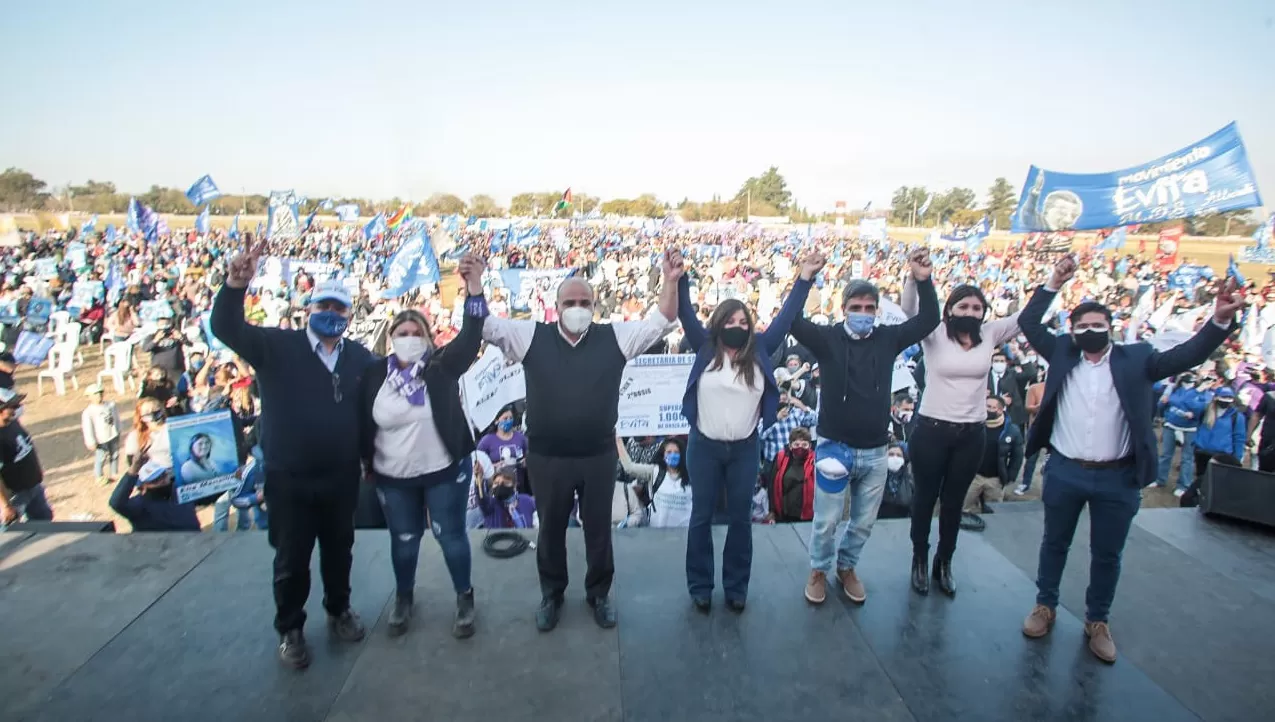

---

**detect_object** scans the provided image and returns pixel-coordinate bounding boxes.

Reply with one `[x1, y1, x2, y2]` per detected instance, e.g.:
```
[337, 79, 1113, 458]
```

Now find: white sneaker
[1173, 489, 1186, 498]
[1013, 485, 1028, 496]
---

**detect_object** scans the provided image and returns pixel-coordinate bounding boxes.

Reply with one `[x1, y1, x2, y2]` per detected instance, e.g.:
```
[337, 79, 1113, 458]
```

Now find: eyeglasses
[331, 373, 342, 403]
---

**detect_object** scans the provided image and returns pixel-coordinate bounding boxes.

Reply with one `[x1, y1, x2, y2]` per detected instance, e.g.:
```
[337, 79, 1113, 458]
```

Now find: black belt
[1054, 452, 1135, 470]
[917, 415, 983, 430]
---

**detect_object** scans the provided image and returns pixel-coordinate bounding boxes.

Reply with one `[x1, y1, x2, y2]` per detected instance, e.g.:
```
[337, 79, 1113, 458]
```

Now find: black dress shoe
[692, 597, 712, 613]
[588, 596, 617, 629]
[911, 553, 929, 595]
[980, 501, 996, 515]
[536, 597, 563, 632]
[278, 629, 311, 669]
[933, 555, 957, 597]
[726, 599, 746, 614]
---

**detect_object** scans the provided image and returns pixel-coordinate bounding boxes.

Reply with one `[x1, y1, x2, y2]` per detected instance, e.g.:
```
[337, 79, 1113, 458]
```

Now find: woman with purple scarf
[476, 468, 538, 529]
[357, 255, 487, 639]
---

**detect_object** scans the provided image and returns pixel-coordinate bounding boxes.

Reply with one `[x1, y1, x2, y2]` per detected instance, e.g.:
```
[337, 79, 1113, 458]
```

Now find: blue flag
[185, 174, 222, 207]
[1228, 254, 1246, 286]
[942, 217, 990, 249]
[364, 213, 386, 239]
[80, 214, 97, 235]
[1012, 122, 1263, 232]
[255, 221, 264, 238]
[1095, 226, 1127, 251]
[335, 204, 360, 222]
[918, 193, 933, 217]
[303, 209, 318, 232]
[380, 223, 440, 298]
[195, 207, 210, 234]
[104, 224, 116, 244]
[136, 202, 159, 242]
[126, 197, 141, 233]
[228, 213, 240, 240]
[320, 198, 335, 210]
[1254, 212, 1274, 250]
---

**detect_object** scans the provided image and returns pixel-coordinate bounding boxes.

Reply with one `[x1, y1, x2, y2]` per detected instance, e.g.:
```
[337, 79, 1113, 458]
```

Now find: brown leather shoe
[837, 567, 866, 604]
[804, 570, 827, 605]
[1022, 604, 1056, 638]
[1085, 621, 1117, 663]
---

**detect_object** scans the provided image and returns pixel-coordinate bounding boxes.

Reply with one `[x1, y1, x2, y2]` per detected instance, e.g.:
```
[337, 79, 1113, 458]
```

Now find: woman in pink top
[902, 281, 1021, 597]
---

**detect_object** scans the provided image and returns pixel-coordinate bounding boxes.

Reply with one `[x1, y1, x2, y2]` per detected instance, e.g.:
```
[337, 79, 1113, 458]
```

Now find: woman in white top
[676, 252, 824, 613]
[902, 280, 1021, 597]
[357, 255, 487, 639]
[616, 435, 692, 528]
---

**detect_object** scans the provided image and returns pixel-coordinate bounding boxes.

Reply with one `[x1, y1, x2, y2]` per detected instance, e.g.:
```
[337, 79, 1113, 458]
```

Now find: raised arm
[894, 250, 940, 351]
[676, 275, 708, 351]
[615, 436, 658, 484]
[1145, 277, 1242, 381]
[210, 234, 270, 369]
[758, 253, 822, 355]
[613, 250, 682, 360]
[1019, 255, 1077, 362]
[480, 315, 536, 363]
[436, 254, 489, 378]
[984, 311, 1023, 347]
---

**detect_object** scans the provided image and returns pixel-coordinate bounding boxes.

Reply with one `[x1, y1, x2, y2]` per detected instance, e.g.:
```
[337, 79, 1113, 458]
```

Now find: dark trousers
[264, 478, 358, 634]
[1035, 455, 1140, 623]
[374, 461, 472, 598]
[908, 416, 985, 559]
[685, 429, 759, 602]
[526, 449, 618, 601]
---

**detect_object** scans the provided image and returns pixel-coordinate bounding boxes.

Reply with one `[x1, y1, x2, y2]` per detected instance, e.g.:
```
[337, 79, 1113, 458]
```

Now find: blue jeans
[375, 462, 472, 598]
[808, 442, 888, 574]
[685, 429, 759, 602]
[1156, 428, 1195, 490]
[212, 492, 268, 531]
[94, 439, 120, 479]
[1035, 455, 1141, 623]
[8, 484, 53, 521]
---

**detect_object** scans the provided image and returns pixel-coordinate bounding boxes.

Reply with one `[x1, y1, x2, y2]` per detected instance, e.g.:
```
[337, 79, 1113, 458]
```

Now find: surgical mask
[308, 310, 348, 338]
[1073, 328, 1110, 354]
[886, 456, 905, 472]
[844, 312, 875, 337]
[720, 327, 749, 349]
[664, 451, 681, 467]
[493, 485, 515, 502]
[498, 419, 515, 433]
[991, 361, 1007, 374]
[391, 336, 429, 364]
[895, 410, 913, 422]
[560, 307, 592, 335]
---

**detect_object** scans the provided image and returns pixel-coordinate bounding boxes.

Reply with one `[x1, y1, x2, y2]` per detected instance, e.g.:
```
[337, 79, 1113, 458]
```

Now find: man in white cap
[108, 456, 200, 532]
[0, 388, 52, 524]
[81, 384, 121, 485]
[212, 234, 373, 670]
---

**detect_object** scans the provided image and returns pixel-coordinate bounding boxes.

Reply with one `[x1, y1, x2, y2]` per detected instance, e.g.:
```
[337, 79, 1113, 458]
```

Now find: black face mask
[986, 411, 1001, 422]
[720, 326, 749, 350]
[1074, 329, 1110, 354]
[947, 315, 982, 336]
[493, 485, 515, 502]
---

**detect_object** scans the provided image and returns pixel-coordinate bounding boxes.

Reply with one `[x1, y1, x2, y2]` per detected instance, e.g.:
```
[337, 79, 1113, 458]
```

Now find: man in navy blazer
[1018, 254, 1241, 664]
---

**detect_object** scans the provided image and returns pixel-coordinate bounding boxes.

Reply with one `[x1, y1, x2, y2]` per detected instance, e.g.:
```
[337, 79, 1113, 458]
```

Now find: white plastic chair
[97, 343, 136, 395]
[45, 310, 71, 338]
[37, 342, 80, 396]
[57, 321, 85, 367]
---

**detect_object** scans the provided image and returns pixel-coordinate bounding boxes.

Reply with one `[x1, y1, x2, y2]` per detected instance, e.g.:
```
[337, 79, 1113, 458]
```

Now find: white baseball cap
[310, 279, 352, 307]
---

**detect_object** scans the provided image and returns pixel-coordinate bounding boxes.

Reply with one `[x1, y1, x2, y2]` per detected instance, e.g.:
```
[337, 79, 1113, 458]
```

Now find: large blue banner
[185, 174, 222, 207]
[1012, 122, 1263, 232]
[380, 223, 440, 299]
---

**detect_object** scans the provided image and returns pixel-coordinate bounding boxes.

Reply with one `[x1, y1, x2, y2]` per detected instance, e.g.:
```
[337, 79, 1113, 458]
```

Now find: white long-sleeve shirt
[481, 310, 676, 363]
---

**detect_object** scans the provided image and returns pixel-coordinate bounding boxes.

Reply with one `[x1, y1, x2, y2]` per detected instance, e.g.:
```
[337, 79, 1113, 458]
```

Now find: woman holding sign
[900, 280, 1022, 597]
[357, 254, 488, 640]
[677, 251, 824, 613]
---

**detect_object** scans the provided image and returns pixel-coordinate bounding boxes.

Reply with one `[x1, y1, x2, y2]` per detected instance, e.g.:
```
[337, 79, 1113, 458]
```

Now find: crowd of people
[0, 214, 1267, 670]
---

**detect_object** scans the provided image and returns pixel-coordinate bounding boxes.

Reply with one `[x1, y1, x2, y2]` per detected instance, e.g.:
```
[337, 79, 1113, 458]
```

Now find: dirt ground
[14, 344, 1182, 531]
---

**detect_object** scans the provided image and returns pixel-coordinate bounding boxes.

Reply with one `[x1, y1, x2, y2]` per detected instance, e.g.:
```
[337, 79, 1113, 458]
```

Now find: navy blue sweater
[210, 285, 372, 485]
[109, 474, 200, 531]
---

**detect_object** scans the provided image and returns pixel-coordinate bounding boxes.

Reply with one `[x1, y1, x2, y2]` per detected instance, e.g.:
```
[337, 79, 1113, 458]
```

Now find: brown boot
[1022, 604, 1056, 638]
[1085, 621, 1117, 663]
[804, 570, 827, 605]
[837, 567, 866, 604]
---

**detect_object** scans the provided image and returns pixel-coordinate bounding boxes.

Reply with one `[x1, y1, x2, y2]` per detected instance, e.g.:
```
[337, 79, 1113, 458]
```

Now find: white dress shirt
[1049, 345, 1133, 462]
[306, 327, 345, 373]
[481, 310, 676, 363]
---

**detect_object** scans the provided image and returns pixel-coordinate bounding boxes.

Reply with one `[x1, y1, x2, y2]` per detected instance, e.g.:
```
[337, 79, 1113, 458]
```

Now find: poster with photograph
[167, 410, 241, 504]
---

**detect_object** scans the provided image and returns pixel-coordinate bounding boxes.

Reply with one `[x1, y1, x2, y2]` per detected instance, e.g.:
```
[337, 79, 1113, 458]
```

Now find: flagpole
[910, 196, 916, 228]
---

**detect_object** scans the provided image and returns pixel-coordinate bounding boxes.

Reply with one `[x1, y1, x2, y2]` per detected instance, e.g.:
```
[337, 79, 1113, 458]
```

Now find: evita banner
[1012, 122, 1263, 233]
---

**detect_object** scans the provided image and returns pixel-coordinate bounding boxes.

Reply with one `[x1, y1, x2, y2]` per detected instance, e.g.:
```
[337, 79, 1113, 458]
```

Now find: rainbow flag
[386, 205, 411, 230]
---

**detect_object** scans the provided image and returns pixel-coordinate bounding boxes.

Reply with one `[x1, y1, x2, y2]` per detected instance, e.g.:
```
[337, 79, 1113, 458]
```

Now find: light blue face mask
[844, 312, 876, 337]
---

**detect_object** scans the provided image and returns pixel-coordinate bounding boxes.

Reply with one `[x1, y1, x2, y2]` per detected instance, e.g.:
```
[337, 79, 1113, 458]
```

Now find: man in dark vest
[483, 251, 682, 631]
[212, 234, 372, 670]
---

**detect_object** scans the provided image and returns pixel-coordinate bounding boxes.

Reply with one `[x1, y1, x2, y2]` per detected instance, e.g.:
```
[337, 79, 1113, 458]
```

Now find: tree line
[0, 166, 1259, 236]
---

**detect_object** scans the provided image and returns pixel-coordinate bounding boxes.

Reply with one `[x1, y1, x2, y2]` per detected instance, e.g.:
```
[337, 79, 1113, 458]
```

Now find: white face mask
[391, 336, 429, 364]
[886, 456, 905, 472]
[560, 307, 593, 335]
[991, 361, 1008, 374]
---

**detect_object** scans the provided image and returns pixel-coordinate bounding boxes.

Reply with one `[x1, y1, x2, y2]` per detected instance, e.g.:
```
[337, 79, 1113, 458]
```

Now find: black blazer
[988, 368, 1026, 427]
[1019, 284, 1234, 488]
[358, 299, 486, 475]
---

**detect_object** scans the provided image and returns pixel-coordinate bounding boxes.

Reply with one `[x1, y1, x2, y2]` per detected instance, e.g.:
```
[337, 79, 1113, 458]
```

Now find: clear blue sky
[3, 0, 1273, 212]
